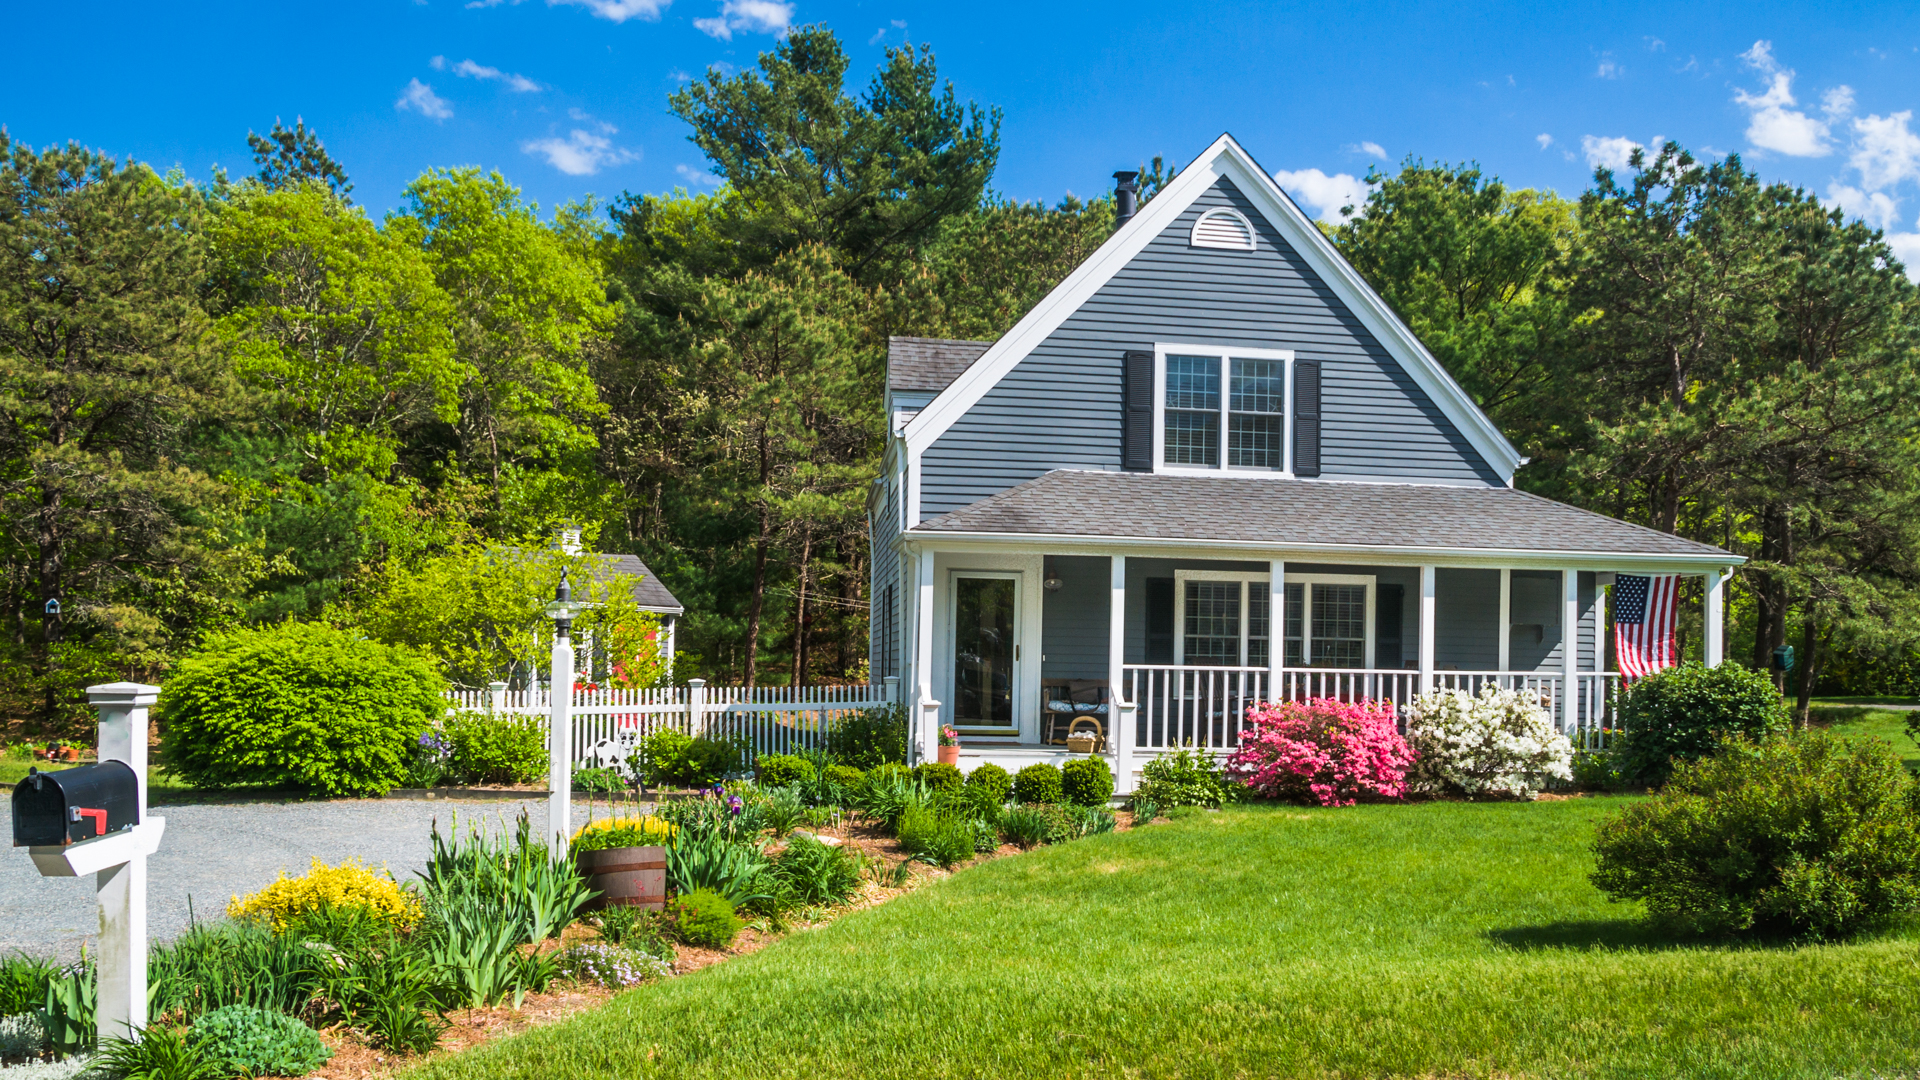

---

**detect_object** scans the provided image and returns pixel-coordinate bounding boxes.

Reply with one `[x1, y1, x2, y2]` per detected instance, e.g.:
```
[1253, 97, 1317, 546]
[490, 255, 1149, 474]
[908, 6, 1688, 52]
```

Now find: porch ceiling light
[1044, 573, 1064, 592]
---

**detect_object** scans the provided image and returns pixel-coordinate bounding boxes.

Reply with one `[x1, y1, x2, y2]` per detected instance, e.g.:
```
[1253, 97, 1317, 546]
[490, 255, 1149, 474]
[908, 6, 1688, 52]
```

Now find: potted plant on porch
[939, 725, 961, 766]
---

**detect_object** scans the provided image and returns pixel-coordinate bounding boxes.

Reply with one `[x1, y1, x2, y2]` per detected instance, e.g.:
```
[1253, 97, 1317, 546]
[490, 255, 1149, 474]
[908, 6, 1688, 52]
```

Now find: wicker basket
[1065, 734, 1099, 754]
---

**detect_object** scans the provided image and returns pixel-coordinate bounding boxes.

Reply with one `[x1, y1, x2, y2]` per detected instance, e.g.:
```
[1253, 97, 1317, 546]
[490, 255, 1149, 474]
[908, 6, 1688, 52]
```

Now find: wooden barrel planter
[576, 845, 667, 911]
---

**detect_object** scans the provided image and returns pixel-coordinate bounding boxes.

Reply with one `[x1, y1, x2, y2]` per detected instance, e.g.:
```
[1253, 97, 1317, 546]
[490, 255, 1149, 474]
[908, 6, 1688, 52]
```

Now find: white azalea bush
[1404, 685, 1573, 798]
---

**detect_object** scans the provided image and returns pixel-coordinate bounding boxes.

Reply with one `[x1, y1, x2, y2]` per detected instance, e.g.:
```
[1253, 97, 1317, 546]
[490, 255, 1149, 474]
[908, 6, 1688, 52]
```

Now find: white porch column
[1562, 568, 1580, 734]
[1109, 555, 1135, 794]
[1704, 568, 1726, 667]
[1418, 565, 1437, 695]
[913, 546, 939, 764]
[1497, 569, 1512, 672]
[1268, 560, 1286, 701]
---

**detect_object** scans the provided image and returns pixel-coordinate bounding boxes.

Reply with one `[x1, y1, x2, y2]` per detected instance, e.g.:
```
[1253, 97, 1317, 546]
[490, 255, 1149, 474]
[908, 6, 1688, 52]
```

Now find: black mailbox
[12, 761, 139, 847]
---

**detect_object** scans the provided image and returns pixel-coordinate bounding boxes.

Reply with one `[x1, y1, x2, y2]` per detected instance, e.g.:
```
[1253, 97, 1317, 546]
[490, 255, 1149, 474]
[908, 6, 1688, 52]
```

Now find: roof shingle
[888, 336, 992, 393]
[910, 470, 1732, 560]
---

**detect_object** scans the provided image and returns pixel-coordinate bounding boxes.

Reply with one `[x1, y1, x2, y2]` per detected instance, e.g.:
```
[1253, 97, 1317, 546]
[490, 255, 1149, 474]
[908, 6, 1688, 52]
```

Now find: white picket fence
[445, 677, 899, 768]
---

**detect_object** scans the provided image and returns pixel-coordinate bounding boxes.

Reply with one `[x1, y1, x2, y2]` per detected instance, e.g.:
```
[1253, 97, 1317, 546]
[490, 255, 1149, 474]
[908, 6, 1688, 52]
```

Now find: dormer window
[1148, 343, 1302, 475]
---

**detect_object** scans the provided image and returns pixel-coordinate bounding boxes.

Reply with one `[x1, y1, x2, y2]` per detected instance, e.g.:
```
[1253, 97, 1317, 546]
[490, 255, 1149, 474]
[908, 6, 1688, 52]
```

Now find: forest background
[4, 26, 1918, 736]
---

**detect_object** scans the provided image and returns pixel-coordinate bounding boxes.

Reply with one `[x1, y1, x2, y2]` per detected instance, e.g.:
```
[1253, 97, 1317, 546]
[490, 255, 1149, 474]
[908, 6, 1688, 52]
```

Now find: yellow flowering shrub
[572, 815, 677, 852]
[227, 858, 422, 931]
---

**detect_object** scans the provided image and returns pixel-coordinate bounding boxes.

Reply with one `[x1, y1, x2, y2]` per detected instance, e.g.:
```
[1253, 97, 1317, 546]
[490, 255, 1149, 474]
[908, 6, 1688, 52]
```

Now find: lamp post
[543, 573, 586, 851]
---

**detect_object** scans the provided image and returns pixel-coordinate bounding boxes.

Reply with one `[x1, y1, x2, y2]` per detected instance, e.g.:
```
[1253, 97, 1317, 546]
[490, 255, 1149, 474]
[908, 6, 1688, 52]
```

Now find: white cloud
[521, 127, 639, 175]
[430, 55, 447, 70]
[1849, 111, 1920, 191]
[1596, 53, 1621, 79]
[1824, 86, 1856, 118]
[452, 59, 541, 92]
[1826, 183, 1901, 230]
[1273, 168, 1370, 224]
[1732, 40, 1836, 157]
[1581, 135, 1642, 170]
[1645, 36, 1665, 52]
[676, 163, 721, 185]
[395, 79, 453, 120]
[694, 0, 791, 40]
[548, 0, 669, 22]
[1536, 133, 1553, 149]
[1344, 141, 1387, 159]
[1885, 231, 1920, 282]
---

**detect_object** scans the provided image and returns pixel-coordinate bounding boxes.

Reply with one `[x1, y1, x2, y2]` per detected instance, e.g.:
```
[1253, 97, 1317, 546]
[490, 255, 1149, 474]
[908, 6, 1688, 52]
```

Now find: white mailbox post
[20, 682, 167, 1048]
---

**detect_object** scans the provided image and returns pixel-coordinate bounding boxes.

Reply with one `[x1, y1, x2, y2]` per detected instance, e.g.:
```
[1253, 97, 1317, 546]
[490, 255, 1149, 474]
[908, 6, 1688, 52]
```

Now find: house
[505, 530, 685, 684]
[865, 134, 1742, 792]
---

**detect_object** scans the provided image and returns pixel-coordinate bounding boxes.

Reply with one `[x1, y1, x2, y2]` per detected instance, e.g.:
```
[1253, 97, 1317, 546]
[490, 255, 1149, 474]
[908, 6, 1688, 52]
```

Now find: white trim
[1562, 568, 1580, 695]
[1151, 343, 1294, 476]
[900, 133, 1525, 483]
[1418, 565, 1437, 694]
[900, 528, 1744, 572]
[1704, 568, 1726, 667]
[944, 569, 1024, 734]
[1497, 569, 1512, 672]
[1190, 206, 1257, 251]
[1268, 560, 1286, 695]
[1172, 569, 1374, 668]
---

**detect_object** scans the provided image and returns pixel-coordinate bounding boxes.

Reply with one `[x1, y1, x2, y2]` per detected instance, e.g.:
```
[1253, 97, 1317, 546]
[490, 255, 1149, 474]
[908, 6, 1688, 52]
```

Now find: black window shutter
[1293, 360, 1321, 477]
[1123, 350, 1154, 471]
[1144, 578, 1175, 664]
[1375, 583, 1404, 669]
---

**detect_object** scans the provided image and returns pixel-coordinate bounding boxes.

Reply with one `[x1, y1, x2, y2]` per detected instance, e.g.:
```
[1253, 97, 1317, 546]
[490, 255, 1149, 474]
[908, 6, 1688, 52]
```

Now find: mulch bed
[299, 808, 1148, 1077]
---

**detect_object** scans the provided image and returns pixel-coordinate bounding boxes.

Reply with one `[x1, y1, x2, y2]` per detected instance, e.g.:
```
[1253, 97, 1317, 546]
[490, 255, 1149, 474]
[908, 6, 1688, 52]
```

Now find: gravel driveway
[0, 795, 611, 962]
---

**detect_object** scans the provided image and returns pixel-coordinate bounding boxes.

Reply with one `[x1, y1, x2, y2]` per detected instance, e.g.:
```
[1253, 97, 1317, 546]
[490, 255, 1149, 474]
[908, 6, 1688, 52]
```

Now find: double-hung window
[1153, 344, 1294, 473]
[1175, 571, 1376, 669]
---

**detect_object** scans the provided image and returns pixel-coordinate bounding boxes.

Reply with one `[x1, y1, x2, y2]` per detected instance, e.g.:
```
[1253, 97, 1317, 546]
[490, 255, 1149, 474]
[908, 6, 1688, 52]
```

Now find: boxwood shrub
[1591, 730, 1920, 938]
[670, 888, 743, 949]
[756, 753, 816, 787]
[914, 761, 963, 793]
[446, 709, 547, 785]
[1013, 762, 1063, 805]
[964, 762, 1012, 808]
[160, 622, 444, 797]
[1615, 661, 1790, 785]
[1061, 757, 1115, 807]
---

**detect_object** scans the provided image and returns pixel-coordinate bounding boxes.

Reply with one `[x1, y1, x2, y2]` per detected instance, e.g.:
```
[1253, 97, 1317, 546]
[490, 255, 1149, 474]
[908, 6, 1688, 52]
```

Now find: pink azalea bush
[1225, 697, 1414, 806]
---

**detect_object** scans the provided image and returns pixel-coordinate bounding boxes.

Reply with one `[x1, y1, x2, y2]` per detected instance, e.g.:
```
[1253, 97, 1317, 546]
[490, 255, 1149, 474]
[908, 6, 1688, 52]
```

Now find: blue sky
[5, 0, 1918, 265]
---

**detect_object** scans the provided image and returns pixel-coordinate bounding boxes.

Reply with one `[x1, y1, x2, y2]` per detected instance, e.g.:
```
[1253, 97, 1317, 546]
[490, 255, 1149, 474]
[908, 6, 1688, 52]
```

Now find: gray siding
[919, 175, 1501, 519]
[1040, 556, 1111, 679]
[867, 450, 902, 680]
[1509, 570, 1600, 673]
[1436, 569, 1500, 669]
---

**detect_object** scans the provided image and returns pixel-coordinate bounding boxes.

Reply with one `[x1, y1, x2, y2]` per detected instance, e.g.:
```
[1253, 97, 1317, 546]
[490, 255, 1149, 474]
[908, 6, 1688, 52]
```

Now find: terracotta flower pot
[938, 745, 960, 766]
[59, 747, 80, 762]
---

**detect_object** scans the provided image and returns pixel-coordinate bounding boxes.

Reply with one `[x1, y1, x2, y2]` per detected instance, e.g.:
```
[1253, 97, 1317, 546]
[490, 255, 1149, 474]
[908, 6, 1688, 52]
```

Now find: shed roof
[587, 554, 685, 614]
[887, 336, 992, 393]
[910, 470, 1732, 561]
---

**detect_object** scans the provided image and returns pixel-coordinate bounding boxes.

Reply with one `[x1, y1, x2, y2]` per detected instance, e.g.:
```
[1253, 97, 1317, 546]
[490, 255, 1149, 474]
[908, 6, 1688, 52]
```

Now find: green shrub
[1591, 730, 1920, 938]
[98, 1025, 223, 1080]
[823, 764, 866, 791]
[827, 703, 908, 770]
[1013, 763, 1063, 805]
[771, 833, 863, 906]
[669, 889, 743, 949]
[756, 754, 817, 787]
[639, 730, 748, 788]
[444, 709, 548, 786]
[160, 622, 445, 796]
[914, 761, 963, 793]
[998, 805, 1052, 849]
[963, 762, 1012, 808]
[1614, 661, 1790, 785]
[1061, 757, 1115, 807]
[1135, 746, 1235, 808]
[895, 806, 976, 869]
[188, 1004, 332, 1077]
[572, 765, 625, 793]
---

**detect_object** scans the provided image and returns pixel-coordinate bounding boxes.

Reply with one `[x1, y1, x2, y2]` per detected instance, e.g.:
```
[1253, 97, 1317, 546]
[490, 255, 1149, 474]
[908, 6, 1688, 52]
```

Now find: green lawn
[1809, 700, 1919, 771]
[408, 799, 1920, 1080]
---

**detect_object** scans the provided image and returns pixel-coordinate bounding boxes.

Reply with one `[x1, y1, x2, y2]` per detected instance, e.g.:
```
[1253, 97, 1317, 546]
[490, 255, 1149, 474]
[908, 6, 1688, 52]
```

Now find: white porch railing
[1122, 666, 1623, 753]
[445, 679, 898, 768]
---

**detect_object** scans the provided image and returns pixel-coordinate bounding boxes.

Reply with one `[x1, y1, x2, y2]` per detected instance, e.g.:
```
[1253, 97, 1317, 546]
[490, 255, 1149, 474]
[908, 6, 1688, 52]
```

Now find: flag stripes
[1613, 573, 1678, 679]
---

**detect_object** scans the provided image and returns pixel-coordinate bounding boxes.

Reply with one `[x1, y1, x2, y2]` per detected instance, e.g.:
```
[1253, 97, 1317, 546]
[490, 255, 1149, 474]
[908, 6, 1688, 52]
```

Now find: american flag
[1614, 574, 1678, 679]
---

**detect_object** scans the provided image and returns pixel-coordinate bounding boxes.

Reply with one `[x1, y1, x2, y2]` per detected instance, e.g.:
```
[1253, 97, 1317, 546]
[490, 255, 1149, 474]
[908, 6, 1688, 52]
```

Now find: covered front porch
[903, 546, 1729, 792]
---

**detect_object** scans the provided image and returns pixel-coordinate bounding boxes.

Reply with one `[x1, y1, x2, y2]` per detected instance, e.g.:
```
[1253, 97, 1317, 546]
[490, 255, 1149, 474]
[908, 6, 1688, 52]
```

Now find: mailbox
[12, 762, 139, 847]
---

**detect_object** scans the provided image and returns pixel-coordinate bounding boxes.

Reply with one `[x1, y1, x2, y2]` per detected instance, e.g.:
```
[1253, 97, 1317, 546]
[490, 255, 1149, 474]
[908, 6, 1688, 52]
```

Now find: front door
[950, 572, 1020, 732]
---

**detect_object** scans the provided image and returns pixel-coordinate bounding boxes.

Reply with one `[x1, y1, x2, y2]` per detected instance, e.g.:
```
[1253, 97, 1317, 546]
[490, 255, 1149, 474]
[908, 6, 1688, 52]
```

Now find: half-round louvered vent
[1189, 207, 1257, 251]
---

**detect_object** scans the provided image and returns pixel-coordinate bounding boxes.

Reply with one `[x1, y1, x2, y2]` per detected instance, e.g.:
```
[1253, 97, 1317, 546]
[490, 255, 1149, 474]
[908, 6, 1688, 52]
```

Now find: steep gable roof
[898, 134, 1525, 483]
